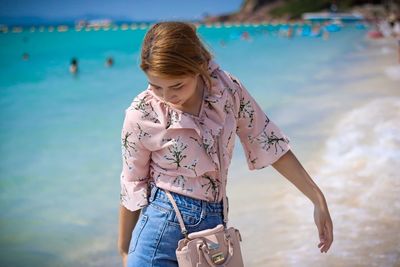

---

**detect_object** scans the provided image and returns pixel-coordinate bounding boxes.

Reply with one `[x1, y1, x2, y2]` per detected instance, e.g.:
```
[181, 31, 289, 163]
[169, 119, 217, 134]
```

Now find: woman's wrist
[118, 245, 129, 257]
[312, 189, 327, 208]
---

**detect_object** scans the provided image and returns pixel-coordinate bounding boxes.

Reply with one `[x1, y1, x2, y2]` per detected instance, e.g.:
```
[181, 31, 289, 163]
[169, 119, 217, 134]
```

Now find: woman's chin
[169, 100, 181, 105]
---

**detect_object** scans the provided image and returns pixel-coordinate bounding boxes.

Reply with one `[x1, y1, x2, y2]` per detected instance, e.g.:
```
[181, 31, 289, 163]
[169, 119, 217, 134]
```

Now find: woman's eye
[151, 85, 182, 91]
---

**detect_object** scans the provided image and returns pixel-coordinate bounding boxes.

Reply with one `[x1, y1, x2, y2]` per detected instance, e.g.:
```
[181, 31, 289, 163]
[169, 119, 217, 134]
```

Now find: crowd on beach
[367, 13, 400, 39]
[366, 13, 400, 63]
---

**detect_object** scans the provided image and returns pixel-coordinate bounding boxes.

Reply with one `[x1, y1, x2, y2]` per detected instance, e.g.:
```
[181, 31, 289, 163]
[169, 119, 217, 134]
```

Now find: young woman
[117, 21, 333, 267]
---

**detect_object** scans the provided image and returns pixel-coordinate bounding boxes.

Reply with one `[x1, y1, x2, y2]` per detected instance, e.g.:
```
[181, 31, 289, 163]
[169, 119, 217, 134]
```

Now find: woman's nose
[164, 91, 177, 102]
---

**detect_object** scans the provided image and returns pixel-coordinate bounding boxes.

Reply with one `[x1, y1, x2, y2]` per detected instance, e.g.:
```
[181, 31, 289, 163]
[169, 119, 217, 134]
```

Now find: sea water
[0, 24, 399, 266]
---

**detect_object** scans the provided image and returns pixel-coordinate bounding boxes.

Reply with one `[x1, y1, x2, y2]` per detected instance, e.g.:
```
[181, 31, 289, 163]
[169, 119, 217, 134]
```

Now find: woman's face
[146, 71, 202, 108]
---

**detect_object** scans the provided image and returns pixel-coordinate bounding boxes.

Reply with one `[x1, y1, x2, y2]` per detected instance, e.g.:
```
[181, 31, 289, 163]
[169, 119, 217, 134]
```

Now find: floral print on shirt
[119, 59, 291, 212]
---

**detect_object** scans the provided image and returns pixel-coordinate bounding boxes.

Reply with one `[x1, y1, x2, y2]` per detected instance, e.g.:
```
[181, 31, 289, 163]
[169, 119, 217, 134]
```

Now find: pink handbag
[165, 130, 244, 267]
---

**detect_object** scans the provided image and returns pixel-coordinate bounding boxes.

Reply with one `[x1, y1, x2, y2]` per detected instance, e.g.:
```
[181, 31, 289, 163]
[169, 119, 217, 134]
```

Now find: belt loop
[200, 200, 207, 219]
[149, 184, 158, 203]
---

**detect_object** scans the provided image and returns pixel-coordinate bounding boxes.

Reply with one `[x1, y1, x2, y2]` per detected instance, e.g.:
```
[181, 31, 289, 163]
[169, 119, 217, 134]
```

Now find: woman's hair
[140, 21, 213, 89]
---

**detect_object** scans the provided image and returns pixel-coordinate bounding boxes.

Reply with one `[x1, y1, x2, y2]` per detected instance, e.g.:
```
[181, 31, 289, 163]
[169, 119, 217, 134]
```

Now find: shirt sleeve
[119, 108, 151, 212]
[229, 73, 291, 170]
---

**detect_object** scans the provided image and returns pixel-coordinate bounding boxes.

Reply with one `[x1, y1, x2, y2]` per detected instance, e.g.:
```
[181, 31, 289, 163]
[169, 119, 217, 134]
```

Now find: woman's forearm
[272, 149, 326, 207]
[118, 204, 141, 256]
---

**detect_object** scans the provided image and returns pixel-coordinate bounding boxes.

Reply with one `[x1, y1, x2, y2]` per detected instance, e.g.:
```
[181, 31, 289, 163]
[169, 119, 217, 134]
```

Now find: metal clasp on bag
[212, 252, 225, 264]
[182, 229, 189, 239]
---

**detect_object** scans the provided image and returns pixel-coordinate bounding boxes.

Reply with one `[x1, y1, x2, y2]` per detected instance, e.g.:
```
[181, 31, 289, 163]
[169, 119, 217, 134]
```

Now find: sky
[0, 0, 243, 22]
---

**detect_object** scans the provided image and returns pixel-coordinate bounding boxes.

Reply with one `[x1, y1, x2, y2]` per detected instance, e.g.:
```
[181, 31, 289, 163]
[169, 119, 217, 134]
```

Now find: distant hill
[203, 0, 282, 23]
[203, 0, 394, 22]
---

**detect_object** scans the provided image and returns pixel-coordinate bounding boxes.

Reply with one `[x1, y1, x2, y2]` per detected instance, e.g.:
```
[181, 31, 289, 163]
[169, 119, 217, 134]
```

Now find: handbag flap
[187, 224, 224, 239]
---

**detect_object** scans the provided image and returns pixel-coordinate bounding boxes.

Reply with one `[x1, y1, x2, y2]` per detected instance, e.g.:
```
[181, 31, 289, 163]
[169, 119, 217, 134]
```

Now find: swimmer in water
[22, 52, 29, 61]
[241, 31, 251, 41]
[70, 57, 78, 74]
[106, 57, 114, 67]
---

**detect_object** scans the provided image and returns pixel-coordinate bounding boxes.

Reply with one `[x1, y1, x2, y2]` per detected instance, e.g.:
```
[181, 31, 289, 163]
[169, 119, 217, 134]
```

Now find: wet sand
[228, 37, 400, 267]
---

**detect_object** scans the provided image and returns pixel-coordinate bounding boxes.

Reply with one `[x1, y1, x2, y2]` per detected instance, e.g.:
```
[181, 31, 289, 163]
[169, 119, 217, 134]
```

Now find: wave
[384, 65, 400, 81]
[285, 97, 400, 266]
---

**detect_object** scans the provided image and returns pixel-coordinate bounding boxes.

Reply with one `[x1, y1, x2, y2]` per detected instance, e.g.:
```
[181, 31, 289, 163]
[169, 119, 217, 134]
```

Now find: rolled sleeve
[230, 74, 291, 170]
[119, 108, 151, 212]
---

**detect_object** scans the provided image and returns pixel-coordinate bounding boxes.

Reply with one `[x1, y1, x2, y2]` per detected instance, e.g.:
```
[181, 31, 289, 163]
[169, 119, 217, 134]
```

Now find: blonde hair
[140, 21, 213, 89]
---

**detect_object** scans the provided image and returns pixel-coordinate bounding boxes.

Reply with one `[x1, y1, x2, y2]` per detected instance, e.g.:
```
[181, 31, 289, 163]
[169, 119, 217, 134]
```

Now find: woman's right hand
[121, 252, 128, 267]
[118, 205, 141, 267]
[313, 202, 333, 253]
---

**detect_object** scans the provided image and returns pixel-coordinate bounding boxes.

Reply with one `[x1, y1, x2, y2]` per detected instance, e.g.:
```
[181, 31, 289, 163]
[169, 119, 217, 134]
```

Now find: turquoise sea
[1, 23, 399, 266]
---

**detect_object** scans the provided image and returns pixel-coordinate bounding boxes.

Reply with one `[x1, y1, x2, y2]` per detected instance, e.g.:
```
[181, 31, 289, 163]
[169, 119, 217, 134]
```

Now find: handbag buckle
[212, 252, 225, 264]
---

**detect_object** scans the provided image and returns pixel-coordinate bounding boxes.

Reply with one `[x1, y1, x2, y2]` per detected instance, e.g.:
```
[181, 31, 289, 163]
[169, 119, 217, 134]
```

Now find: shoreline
[228, 35, 399, 266]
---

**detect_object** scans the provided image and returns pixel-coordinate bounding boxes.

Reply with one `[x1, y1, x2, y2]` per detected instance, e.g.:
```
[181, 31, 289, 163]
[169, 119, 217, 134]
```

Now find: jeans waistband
[148, 184, 224, 214]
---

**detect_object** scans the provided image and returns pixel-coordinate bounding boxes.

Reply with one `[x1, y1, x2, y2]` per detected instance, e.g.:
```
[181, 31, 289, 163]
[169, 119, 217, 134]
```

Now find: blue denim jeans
[127, 185, 225, 267]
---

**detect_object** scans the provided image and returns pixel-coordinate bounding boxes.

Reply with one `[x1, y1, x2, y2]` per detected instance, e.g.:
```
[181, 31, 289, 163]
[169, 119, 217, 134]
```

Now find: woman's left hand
[313, 203, 333, 253]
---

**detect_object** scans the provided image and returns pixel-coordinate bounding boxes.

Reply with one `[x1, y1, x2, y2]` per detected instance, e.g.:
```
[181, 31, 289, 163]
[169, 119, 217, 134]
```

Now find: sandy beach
[228, 36, 400, 266]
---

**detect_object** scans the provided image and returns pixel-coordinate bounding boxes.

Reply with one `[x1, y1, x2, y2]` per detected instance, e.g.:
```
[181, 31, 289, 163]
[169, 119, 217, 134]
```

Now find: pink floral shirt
[120, 59, 291, 212]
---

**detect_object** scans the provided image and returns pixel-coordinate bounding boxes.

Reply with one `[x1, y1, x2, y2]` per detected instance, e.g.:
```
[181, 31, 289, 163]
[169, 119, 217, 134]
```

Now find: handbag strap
[165, 129, 228, 237]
